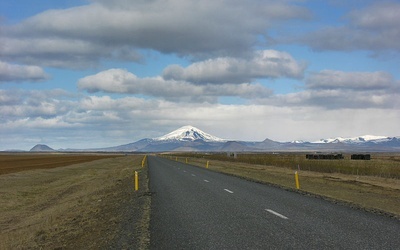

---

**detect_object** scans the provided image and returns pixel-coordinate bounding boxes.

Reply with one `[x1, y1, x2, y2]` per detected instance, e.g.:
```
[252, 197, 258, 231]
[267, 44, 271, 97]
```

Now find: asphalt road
[149, 156, 400, 249]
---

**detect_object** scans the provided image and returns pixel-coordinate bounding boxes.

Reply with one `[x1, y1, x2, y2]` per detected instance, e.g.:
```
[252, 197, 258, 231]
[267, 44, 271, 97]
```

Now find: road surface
[149, 156, 400, 249]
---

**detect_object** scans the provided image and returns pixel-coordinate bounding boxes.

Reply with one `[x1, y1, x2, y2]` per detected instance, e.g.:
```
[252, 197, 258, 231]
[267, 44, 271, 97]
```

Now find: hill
[30, 144, 55, 152]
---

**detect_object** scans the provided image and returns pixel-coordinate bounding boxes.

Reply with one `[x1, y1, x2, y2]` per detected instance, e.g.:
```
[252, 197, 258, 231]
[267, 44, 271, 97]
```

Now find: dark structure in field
[351, 154, 371, 160]
[306, 154, 344, 160]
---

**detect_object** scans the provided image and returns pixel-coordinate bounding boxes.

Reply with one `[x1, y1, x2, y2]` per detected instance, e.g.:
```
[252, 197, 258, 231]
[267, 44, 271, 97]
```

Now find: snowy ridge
[291, 140, 306, 144]
[312, 135, 390, 144]
[154, 125, 226, 142]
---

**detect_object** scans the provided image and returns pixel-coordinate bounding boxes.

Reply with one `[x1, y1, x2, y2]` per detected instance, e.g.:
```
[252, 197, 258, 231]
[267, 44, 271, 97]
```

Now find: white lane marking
[265, 209, 289, 220]
[224, 189, 234, 194]
[183, 170, 187, 173]
[204, 179, 210, 182]
[191, 174, 196, 177]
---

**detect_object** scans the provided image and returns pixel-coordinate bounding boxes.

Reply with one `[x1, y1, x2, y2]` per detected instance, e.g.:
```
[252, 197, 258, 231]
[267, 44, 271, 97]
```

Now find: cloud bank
[2, 0, 310, 68]
[2, 89, 399, 150]
[163, 50, 305, 84]
[301, 2, 400, 53]
[77, 68, 273, 103]
[0, 61, 49, 83]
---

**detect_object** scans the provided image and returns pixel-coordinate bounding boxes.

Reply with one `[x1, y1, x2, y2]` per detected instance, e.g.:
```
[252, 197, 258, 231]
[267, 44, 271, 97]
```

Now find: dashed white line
[224, 189, 234, 194]
[265, 209, 289, 220]
[191, 174, 196, 177]
[204, 179, 210, 183]
[183, 170, 187, 173]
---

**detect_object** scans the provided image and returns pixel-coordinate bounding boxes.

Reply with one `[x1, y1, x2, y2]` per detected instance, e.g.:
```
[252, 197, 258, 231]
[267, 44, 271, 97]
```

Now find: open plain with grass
[1, 152, 399, 248]
[0, 153, 150, 249]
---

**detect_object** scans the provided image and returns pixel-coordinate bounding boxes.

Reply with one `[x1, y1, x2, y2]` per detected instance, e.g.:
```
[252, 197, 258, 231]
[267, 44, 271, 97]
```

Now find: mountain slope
[30, 144, 55, 152]
[95, 126, 226, 152]
[153, 125, 225, 142]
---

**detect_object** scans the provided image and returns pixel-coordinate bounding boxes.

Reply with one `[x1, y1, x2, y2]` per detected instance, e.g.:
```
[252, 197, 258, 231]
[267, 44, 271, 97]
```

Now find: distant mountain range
[27, 126, 400, 152]
[311, 135, 393, 144]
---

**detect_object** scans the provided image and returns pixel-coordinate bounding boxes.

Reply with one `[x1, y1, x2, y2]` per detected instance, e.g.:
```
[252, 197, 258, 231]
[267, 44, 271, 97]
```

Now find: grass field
[0, 154, 150, 249]
[0, 153, 123, 175]
[176, 152, 400, 178]
[166, 153, 400, 217]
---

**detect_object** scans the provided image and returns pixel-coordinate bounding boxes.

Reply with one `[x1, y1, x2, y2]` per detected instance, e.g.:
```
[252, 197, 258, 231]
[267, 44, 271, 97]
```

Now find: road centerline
[265, 209, 289, 220]
[224, 189, 234, 194]
[203, 179, 210, 182]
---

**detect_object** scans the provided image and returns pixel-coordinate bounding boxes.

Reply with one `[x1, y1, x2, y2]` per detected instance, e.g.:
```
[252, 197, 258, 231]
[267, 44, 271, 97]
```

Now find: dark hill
[30, 144, 55, 152]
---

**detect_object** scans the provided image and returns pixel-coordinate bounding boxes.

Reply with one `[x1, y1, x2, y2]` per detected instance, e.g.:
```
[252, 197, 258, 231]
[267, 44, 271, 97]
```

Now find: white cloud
[306, 70, 394, 90]
[272, 89, 399, 109]
[77, 68, 273, 102]
[76, 50, 303, 102]
[78, 67, 400, 109]
[267, 70, 400, 109]
[0, 61, 49, 82]
[163, 50, 306, 84]
[0, 89, 73, 120]
[2, 0, 310, 68]
[301, 2, 400, 52]
[0, 36, 142, 69]
[348, 2, 400, 30]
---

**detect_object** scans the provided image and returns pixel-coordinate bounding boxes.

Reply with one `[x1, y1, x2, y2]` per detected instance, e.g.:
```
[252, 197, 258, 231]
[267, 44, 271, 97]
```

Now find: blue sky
[1, 0, 399, 150]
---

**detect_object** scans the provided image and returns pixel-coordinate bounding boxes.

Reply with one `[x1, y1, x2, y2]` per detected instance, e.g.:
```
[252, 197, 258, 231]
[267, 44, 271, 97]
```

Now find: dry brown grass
[173, 155, 400, 217]
[0, 153, 122, 175]
[179, 152, 400, 178]
[0, 154, 150, 249]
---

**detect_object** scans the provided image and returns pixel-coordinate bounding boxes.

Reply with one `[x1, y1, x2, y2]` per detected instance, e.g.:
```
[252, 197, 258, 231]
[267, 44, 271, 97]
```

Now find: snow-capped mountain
[37, 126, 399, 152]
[312, 135, 391, 144]
[154, 125, 226, 142]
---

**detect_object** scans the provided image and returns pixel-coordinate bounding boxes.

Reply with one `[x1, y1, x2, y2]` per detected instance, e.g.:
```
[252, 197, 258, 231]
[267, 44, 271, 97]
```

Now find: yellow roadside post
[295, 171, 300, 189]
[134, 171, 139, 191]
[206, 161, 209, 169]
[176, 157, 178, 161]
[186, 158, 188, 164]
[142, 155, 146, 168]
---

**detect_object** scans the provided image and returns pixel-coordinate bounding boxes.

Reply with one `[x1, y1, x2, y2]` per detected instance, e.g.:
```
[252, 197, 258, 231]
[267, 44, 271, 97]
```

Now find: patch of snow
[291, 140, 305, 144]
[312, 135, 389, 144]
[154, 125, 226, 142]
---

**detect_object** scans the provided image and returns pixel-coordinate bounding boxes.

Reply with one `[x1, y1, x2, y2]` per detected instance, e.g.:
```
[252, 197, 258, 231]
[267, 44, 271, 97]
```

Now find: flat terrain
[1, 152, 399, 248]
[0, 154, 150, 249]
[0, 153, 122, 175]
